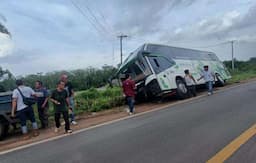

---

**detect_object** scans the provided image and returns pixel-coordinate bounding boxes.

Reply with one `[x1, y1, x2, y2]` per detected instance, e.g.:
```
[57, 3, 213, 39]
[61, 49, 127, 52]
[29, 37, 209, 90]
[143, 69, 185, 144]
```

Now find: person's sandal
[66, 129, 73, 134]
[21, 133, 31, 140]
[32, 129, 40, 137]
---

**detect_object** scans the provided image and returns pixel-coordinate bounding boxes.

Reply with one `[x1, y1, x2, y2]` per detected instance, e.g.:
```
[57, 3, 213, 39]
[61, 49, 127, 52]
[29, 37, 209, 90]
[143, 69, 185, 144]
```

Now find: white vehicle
[115, 43, 231, 99]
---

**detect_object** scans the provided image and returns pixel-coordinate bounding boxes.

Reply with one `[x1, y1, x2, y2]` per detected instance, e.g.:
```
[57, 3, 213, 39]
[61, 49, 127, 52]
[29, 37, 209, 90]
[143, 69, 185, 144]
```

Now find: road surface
[1, 81, 256, 163]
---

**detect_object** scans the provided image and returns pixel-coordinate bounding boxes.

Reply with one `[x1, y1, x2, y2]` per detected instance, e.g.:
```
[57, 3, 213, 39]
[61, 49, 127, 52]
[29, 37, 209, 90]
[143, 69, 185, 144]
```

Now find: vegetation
[223, 57, 256, 83]
[0, 67, 15, 92]
[75, 87, 124, 113]
[0, 65, 117, 92]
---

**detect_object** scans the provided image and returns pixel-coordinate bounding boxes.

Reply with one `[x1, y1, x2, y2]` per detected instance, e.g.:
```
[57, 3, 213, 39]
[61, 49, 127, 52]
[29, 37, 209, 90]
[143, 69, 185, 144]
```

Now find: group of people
[121, 65, 216, 115]
[184, 65, 216, 97]
[11, 74, 77, 140]
[10, 66, 215, 139]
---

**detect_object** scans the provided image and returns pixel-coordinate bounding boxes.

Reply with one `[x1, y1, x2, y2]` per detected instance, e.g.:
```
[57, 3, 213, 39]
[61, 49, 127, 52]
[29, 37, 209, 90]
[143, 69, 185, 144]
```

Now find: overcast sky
[0, 0, 256, 76]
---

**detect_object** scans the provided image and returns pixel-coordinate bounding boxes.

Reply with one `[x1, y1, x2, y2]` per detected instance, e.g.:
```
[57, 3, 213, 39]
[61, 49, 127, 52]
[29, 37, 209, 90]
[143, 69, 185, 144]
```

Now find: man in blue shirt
[34, 80, 49, 129]
[197, 65, 215, 95]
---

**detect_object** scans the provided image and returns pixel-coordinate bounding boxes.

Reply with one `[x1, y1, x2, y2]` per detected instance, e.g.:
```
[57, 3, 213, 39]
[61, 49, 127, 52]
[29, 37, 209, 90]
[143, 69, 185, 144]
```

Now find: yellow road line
[207, 124, 256, 163]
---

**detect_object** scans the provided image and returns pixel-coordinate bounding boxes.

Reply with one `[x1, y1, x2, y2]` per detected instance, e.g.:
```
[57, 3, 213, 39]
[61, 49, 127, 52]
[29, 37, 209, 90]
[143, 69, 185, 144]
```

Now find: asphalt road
[1, 81, 256, 163]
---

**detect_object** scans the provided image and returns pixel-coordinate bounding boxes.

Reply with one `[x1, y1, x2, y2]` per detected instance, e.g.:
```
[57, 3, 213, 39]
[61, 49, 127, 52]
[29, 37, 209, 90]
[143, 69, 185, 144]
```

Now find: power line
[69, 0, 109, 40]
[79, 1, 114, 39]
[82, 0, 116, 38]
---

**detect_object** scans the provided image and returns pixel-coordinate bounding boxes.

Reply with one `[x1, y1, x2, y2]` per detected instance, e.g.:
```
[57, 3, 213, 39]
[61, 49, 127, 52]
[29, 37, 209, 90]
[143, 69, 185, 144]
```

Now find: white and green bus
[115, 43, 231, 100]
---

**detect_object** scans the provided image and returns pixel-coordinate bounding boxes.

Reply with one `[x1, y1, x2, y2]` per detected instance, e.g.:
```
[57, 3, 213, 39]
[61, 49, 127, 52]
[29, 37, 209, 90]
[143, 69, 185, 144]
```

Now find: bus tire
[176, 79, 188, 99]
[216, 74, 225, 87]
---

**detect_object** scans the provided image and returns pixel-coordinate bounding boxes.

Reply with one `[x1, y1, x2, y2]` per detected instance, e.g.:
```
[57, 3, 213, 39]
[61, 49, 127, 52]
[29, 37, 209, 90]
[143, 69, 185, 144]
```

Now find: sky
[0, 0, 256, 76]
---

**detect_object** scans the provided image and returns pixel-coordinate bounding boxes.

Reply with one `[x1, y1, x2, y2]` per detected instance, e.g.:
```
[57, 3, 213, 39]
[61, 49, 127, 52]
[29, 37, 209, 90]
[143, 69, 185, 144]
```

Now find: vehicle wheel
[216, 74, 225, 87]
[0, 122, 9, 140]
[176, 79, 188, 99]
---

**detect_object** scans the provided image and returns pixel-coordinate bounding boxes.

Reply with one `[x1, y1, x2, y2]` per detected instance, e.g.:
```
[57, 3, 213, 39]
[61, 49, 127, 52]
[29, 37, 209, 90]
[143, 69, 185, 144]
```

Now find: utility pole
[231, 40, 235, 70]
[117, 34, 128, 64]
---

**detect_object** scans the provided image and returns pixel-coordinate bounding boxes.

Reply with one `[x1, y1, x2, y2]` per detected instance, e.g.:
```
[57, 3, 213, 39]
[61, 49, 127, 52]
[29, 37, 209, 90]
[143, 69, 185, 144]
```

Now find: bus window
[130, 63, 146, 81]
[148, 56, 174, 74]
[137, 55, 152, 76]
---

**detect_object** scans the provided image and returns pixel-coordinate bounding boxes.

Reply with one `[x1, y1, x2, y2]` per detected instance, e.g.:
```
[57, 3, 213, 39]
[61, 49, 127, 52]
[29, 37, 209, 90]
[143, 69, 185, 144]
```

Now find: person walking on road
[122, 74, 136, 115]
[61, 74, 77, 125]
[34, 80, 49, 129]
[50, 80, 72, 133]
[184, 69, 197, 97]
[197, 65, 215, 95]
[11, 79, 39, 140]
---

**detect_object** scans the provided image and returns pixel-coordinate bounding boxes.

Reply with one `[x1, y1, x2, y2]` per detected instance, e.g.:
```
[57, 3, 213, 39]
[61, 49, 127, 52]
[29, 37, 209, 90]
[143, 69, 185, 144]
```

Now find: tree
[0, 67, 15, 92]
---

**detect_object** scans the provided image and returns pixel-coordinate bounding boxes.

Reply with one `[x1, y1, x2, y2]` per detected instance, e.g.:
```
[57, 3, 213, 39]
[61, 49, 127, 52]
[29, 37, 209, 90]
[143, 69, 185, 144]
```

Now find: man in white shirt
[184, 69, 197, 97]
[197, 65, 215, 95]
[11, 79, 39, 139]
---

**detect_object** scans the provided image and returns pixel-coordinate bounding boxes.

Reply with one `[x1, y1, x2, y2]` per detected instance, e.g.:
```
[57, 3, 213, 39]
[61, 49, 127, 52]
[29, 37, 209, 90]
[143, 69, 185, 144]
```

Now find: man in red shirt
[122, 74, 136, 115]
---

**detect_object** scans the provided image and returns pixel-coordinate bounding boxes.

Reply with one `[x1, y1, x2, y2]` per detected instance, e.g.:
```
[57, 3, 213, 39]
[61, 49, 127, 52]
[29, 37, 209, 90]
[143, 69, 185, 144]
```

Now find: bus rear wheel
[176, 79, 188, 99]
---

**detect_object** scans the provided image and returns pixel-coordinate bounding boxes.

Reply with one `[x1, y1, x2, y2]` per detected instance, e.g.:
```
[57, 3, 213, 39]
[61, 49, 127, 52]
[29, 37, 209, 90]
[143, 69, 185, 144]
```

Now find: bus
[115, 43, 231, 100]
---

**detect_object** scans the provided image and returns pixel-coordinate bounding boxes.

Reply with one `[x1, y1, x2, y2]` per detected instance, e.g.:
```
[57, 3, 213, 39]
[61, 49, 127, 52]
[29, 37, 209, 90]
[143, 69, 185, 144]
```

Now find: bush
[75, 87, 123, 113]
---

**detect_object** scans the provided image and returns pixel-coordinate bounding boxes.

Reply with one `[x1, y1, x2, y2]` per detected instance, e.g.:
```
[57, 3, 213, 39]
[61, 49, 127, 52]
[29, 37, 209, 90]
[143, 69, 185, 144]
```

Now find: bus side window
[149, 57, 174, 74]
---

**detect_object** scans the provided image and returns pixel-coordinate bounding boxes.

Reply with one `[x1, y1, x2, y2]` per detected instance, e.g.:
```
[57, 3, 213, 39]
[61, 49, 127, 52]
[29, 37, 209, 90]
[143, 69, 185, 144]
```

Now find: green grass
[227, 70, 256, 84]
[75, 87, 124, 113]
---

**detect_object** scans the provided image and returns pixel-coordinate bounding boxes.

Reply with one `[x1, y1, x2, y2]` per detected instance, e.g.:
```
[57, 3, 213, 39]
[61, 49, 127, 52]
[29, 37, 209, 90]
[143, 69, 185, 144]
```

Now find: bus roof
[144, 43, 214, 54]
[115, 43, 218, 78]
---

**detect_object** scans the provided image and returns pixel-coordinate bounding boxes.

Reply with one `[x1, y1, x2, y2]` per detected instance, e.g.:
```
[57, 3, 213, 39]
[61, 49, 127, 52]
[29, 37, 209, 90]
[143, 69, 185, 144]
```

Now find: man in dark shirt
[50, 81, 72, 133]
[122, 74, 136, 115]
[61, 74, 77, 125]
[34, 80, 49, 129]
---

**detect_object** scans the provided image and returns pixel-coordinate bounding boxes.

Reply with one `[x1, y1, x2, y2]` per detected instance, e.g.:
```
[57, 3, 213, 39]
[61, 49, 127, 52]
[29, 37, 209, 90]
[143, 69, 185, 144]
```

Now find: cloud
[0, 33, 13, 57]
[164, 1, 256, 43]
[111, 0, 198, 36]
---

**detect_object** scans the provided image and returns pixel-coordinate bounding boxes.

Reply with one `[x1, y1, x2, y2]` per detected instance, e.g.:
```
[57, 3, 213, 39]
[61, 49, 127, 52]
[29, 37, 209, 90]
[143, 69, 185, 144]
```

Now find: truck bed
[0, 92, 12, 112]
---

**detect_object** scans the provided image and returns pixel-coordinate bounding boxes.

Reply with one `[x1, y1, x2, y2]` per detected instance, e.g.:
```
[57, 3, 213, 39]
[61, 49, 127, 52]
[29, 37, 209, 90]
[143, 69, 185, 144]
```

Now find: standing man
[122, 74, 136, 115]
[184, 69, 197, 97]
[34, 80, 49, 129]
[11, 79, 39, 139]
[60, 74, 77, 125]
[197, 65, 215, 95]
[50, 80, 72, 133]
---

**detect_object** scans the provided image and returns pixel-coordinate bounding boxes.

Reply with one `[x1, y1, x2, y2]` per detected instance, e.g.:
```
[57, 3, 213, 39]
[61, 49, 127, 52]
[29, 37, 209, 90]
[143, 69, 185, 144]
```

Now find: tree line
[223, 57, 256, 72]
[0, 65, 117, 92]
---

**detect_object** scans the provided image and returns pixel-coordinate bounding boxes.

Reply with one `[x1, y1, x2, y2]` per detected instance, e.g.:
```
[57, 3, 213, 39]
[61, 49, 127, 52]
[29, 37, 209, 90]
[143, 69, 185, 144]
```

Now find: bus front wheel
[216, 73, 225, 87]
[176, 79, 188, 99]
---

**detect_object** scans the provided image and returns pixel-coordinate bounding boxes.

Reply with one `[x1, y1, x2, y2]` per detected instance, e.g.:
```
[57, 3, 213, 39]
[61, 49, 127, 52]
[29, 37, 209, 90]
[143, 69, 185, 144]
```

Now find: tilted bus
[115, 43, 231, 100]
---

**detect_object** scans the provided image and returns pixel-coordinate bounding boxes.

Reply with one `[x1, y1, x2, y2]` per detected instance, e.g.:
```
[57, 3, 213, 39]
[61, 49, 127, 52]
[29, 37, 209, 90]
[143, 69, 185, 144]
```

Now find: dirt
[0, 78, 256, 152]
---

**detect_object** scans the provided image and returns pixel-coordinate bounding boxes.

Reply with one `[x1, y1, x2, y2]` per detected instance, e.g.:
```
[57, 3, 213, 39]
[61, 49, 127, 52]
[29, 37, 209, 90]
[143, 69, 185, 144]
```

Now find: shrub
[75, 87, 123, 113]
